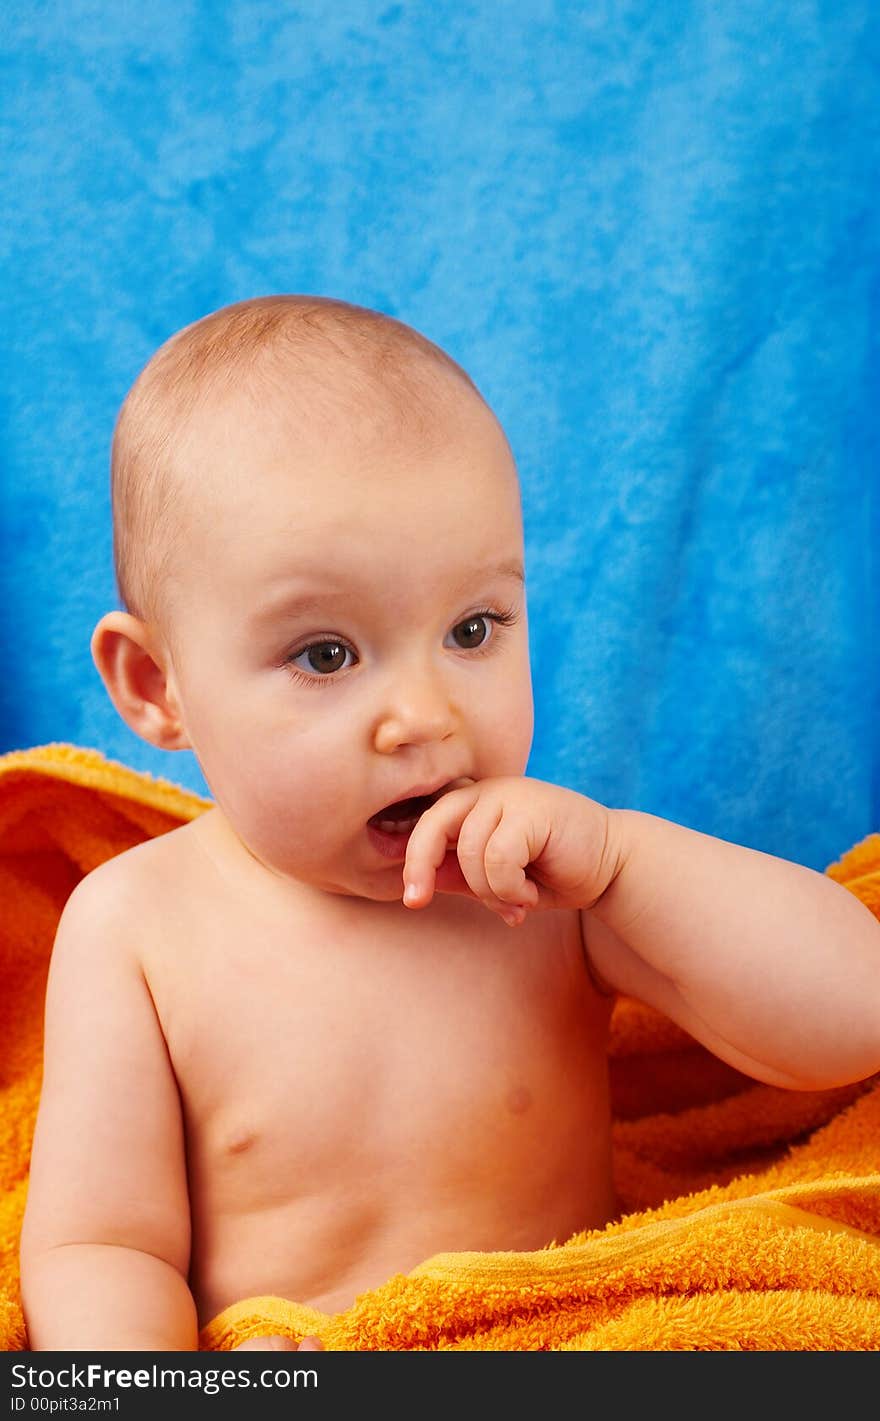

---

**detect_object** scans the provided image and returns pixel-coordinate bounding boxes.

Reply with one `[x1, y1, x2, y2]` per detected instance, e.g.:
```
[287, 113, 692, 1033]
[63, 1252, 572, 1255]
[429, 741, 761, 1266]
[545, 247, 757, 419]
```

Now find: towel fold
[1, 743, 878, 1351]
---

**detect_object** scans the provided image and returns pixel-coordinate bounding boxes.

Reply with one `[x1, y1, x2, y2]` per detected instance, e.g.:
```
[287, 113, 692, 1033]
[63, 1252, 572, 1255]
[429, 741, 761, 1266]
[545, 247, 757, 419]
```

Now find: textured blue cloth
[2, 2, 877, 871]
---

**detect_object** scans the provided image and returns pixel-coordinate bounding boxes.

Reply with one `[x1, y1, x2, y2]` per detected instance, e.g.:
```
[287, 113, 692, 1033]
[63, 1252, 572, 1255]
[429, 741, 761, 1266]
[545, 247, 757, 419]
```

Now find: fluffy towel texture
[1, 743, 878, 1352]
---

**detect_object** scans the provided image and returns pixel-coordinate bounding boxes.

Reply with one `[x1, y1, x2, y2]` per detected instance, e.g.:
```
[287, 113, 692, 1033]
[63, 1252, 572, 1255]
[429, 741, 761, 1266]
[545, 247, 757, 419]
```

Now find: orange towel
[1, 743, 878, 1352]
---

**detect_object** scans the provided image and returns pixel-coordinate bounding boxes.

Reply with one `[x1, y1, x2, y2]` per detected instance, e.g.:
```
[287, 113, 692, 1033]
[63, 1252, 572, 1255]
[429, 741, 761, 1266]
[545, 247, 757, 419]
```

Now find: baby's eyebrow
[481, 559, 525, 586]
[249, 560, 524, 627]
[454, 559, 524, 590]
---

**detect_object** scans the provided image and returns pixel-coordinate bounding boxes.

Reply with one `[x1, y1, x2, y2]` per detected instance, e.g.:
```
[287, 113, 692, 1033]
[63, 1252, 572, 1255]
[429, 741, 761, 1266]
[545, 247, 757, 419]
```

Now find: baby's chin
[339, 877, 408, 905]
[300, 867, 407, 905]
[233, 845, 407, 909]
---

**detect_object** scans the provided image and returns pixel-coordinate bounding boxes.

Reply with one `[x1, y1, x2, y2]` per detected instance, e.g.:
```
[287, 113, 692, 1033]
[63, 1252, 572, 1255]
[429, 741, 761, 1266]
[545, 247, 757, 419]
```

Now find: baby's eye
[447, 615, 492, 651]
[288, 641, 357, 676]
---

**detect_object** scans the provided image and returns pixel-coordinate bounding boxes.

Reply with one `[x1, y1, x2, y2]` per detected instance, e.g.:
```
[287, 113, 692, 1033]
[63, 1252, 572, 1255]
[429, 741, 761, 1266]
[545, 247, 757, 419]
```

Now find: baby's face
[162, 378, 534, 903]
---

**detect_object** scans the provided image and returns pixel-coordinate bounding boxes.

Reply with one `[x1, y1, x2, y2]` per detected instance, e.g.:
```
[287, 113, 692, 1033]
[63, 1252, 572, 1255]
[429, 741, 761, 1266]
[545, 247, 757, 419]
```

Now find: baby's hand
[403, 776, 617, 926]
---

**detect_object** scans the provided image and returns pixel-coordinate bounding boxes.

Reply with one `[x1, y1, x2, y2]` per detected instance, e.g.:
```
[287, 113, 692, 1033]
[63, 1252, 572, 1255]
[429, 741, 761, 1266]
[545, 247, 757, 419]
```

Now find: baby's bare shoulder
[57, 822, 200, 962]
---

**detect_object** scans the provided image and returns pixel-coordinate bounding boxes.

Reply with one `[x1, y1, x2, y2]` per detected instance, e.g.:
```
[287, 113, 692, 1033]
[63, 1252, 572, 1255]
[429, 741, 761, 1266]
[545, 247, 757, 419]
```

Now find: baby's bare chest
[142, 882, 612, 1210]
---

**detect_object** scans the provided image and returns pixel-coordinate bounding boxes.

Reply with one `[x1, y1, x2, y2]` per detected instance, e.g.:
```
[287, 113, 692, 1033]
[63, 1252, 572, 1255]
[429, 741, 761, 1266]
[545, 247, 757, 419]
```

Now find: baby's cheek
[234, 774, 348, 879]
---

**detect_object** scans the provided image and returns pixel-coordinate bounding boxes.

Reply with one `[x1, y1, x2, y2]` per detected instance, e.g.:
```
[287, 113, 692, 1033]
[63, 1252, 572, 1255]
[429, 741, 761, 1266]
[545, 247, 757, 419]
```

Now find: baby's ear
[90, 611, 191, 751]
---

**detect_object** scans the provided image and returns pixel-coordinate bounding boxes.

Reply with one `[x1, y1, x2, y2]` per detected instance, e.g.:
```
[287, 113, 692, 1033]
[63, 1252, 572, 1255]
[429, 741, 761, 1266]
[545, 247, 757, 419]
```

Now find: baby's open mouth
[367, 794, 437, 835]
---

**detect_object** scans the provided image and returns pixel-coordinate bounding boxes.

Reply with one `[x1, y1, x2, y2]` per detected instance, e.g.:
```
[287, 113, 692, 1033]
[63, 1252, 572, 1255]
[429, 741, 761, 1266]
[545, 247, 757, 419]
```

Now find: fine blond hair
[110, 294, 482, 635]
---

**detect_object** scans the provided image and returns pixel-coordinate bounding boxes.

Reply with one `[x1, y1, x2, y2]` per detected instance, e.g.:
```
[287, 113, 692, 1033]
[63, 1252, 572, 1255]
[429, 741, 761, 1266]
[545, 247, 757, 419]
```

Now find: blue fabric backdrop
[2, 1, 877, 872]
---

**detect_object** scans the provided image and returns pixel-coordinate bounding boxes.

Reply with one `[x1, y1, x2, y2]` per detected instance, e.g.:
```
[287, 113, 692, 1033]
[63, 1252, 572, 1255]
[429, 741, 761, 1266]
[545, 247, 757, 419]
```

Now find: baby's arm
[19, 864, 199, 1350]
[586, 810, 880, 1090]
[405, 777, 880, 1090]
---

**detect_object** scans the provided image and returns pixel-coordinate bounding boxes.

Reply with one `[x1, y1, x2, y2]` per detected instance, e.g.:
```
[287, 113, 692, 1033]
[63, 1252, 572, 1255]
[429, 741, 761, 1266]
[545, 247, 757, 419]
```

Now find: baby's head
[93, 295, 534, 901]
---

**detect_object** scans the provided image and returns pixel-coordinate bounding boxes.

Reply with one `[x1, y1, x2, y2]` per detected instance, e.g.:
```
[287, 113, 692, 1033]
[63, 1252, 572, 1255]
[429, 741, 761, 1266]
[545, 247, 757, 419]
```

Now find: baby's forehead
[177, 392, 519, 568]
[179, 352, 504, 506]
[181, 347, 458, 469]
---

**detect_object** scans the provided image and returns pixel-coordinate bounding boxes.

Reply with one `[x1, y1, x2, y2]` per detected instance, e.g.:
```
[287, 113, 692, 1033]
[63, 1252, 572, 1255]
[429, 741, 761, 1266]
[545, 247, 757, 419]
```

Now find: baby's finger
[483, 813, 541, 908]
[448, 804, 538, 926]
[403, 783, 481, 907]
[454, 801, 510, 911]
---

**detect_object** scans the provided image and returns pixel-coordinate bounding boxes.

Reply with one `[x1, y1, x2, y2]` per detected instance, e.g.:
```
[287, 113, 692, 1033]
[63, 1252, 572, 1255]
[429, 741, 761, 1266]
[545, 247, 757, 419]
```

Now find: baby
[19, 296, 880, 1352]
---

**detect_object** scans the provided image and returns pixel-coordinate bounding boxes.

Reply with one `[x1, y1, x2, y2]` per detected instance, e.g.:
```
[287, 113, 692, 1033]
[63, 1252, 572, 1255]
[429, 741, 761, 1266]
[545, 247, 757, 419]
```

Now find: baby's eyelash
[282, 639, 357, 690]
[475, 605, 519, 627]
[462, 606, 519, 648]
[282, 604, 520, 688]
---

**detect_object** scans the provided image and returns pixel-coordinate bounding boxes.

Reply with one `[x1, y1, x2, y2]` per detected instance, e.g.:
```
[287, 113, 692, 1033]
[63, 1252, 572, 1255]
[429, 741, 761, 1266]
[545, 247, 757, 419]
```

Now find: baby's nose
[372, 672, 458, 753]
